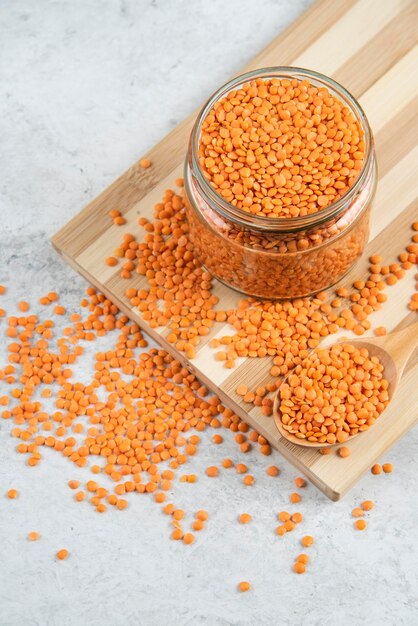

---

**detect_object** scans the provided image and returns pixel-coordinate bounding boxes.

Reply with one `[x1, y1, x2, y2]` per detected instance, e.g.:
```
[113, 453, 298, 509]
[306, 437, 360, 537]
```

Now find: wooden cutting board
[52, 0, 418, 500]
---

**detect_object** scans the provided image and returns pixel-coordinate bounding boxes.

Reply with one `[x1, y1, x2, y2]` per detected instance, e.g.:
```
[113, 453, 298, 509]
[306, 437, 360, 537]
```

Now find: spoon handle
[384, 319, 418, 375]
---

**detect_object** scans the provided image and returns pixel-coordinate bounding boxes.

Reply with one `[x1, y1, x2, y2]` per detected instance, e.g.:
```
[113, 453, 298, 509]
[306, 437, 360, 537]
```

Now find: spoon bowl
[273, 321, 418, 448]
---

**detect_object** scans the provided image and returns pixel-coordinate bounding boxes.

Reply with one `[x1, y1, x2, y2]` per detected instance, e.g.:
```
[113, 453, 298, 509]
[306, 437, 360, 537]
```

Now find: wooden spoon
[273, 321, 418, 448]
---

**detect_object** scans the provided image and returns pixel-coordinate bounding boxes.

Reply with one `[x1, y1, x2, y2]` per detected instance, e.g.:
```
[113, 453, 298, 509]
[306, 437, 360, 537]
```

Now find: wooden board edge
[336, 415, 418, 500]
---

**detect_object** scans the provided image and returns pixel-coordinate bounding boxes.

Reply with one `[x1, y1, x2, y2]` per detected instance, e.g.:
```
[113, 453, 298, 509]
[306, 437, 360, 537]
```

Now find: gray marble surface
[0, 1, 417, 625]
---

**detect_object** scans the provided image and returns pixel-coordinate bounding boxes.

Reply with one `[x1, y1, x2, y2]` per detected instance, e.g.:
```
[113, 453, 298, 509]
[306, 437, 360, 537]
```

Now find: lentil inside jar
[184, 67, 376, 299]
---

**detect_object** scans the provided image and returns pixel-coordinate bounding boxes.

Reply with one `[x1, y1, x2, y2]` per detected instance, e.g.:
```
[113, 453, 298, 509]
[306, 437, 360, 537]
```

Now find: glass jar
[184, 67, 377, 299]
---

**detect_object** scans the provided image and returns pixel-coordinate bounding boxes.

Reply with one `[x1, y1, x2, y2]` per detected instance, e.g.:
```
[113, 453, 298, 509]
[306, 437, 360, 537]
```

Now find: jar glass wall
[184, 67, 377, 299]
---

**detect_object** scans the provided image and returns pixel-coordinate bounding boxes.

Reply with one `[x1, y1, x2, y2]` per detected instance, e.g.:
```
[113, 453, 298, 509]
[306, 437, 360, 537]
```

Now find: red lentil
[355, 520, 367, 531]
[361, 500, 374, 511]
[266, 465, 280, 477]
[338, 447, 351, 458]
[56, 549, 69, 560]
[28, 532, 40, 541]
[296, 554, 309, 564]
[301, 536, 314, 547]
[192, 520, 204, 531]
[293, 562, 306, 574]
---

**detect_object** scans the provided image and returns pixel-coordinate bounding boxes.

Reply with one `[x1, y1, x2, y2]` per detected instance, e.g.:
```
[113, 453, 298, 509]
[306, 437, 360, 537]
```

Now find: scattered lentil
[296, 554, 309, 564]
[361, 500, 374, 511]
[28, 532, 40, 541]
[355, 520, 367, 531]
[192, 520, 204, 531]
[0, 174, 416, 584]
[266, 465, 280, 477]
[56, 549, 69, 560]
[338, 447, 351, 458]
[301, 535, 314, 547]
[293, 562, 306, 574]
[319, 447, 332, 455]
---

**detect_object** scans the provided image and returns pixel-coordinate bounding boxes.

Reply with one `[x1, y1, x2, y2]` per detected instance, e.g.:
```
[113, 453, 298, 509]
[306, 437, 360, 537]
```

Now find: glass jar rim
[189, 66, 373, 233]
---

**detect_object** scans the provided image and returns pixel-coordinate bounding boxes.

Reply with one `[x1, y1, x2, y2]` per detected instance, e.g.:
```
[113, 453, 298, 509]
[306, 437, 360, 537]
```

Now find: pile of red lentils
[199, 77, 364, 217]
[278, 343, 389, 444]
[1, 170, 417, 584]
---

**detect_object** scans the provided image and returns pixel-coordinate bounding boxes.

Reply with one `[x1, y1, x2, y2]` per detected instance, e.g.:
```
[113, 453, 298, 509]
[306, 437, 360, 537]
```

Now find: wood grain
[52, 0, 418, 500]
